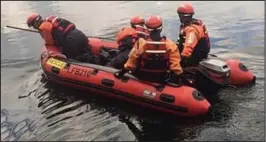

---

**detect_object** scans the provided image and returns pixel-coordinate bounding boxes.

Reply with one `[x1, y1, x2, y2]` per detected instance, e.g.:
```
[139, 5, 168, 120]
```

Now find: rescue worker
[130, 16, 150, 39]
[106, 27, 139, 69]
[176, 3, 211, 67]
[104, 16, 149, 68]
[26, 13, 99, 63]
[114, 15, 183, 83]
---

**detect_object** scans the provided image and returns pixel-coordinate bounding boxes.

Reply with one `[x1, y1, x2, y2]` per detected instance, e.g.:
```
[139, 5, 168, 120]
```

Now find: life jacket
[178, 18, 210, 56]
[45, 15, 76, 45]
[138, 36, 169, 74]
[116, 27, 139, 51]
[135, 25, 150, 39]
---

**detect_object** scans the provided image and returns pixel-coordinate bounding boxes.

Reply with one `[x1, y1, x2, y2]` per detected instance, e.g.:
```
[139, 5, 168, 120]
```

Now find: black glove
[167, 72, 184, 85]
[114, 68, 128, 78]
[181, 55, 190, 67]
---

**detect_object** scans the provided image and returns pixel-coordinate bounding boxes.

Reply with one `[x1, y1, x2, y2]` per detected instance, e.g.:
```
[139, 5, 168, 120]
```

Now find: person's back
[115, 15, 183, 84]
[132, 37, 181, 82]
[176, 3, 210, 67]
[178, 18, 210, 66]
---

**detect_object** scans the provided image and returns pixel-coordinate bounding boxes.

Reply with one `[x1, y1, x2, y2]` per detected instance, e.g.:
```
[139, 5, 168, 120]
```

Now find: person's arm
[167, 40, 183, 76]
[38, 22, 54, 45]
[181, 26, 200, 57]
[124, 38, 146, 71]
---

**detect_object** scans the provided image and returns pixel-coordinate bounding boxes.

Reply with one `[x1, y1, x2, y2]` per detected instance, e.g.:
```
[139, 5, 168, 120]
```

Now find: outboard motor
[194, 58, 231, 96]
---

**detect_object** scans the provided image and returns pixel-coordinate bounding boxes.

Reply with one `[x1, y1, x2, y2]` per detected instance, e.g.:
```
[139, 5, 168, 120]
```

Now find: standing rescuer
[115, 15, 183, 84]
[26, 13, 98, 63]
[176, 3, 211, 67]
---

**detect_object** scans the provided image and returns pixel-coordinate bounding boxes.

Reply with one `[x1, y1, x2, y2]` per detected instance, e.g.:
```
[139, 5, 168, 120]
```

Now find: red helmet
[145, 15, 163, 31]
[177, 3, 194, 16]
[130, 16, 145, 26]
[27, 13, 42, 27]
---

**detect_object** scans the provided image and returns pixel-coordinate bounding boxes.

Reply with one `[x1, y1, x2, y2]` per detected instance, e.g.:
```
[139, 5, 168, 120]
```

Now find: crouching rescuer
[27, 13, 99, 63]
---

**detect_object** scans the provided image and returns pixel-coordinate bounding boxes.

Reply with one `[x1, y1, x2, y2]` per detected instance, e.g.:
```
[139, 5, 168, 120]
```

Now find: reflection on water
[1, 109, 35, 141]
[1, 1, 264, 141]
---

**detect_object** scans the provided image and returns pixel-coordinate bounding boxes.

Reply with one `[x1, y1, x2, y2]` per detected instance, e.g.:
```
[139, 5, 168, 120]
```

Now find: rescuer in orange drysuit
[176, 3, 211, 67]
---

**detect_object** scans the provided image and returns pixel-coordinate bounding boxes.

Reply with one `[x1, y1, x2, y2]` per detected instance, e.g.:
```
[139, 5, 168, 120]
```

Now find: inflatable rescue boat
[40, 45, 211, 117]
[40, 37, 256, 117]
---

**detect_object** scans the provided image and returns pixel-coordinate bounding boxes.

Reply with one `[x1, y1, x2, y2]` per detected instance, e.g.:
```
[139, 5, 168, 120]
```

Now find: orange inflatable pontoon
[225, 59, 256, 85]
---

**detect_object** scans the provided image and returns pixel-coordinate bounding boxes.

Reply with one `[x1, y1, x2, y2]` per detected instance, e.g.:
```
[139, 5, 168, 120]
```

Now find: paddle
[5, 25, 115, 41]
[208, 53, 218, 57]
[6, 25, 39, 33]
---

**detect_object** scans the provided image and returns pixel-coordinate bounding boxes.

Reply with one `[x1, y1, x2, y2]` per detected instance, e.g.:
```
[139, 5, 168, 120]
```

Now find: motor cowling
[198, 58, 230, 86]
